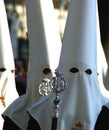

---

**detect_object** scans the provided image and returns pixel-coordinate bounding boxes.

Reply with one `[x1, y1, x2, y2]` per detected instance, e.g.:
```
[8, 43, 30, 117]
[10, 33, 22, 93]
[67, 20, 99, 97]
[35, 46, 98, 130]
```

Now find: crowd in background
[5, 5, 28, 96]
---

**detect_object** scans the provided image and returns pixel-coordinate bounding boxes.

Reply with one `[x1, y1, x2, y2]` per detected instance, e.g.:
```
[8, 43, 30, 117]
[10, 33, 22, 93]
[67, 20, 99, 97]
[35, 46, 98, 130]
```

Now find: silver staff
[50, 70, 67, 130]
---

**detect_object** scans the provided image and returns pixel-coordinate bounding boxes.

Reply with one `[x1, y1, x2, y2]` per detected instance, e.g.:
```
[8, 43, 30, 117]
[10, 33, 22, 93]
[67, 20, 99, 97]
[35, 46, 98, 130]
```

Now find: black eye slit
[85, 69, 92, 75]
[42, 68, 51, 74]
[11, 69, 16, 73]
[69, 67, 79, 73]
[0, 67, 6, 72]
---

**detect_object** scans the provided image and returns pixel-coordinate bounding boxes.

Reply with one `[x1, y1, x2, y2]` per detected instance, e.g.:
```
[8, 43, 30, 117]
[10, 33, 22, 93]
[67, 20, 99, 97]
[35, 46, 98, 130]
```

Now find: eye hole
[85, 69, 92, 75]
[0, 67, 6, 72]
[42, 68, 51, 74]
[69, 67, 79, 73]
[11, 69, 16, 73]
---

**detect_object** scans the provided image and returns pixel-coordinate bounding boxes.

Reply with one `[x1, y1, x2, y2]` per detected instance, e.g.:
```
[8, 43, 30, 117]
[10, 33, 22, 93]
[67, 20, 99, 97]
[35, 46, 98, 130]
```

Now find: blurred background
[4, 0, 109, 88]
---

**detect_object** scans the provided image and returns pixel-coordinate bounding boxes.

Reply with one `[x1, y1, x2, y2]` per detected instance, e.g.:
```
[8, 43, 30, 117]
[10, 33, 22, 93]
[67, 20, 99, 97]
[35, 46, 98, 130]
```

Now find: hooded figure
[96, 3, 109, 97]
[2, 0, 61, 130]
[97, 9, 109, 91]
[27, 0, 109, 130]
[94, 2, 109, 130]
[0, 1, 18, 129]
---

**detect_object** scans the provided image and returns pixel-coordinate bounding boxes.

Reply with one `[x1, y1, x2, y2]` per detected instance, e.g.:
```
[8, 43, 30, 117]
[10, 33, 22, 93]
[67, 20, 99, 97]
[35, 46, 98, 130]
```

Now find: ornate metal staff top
[39, 78, 51, 96]
[50, 69, 67, 130]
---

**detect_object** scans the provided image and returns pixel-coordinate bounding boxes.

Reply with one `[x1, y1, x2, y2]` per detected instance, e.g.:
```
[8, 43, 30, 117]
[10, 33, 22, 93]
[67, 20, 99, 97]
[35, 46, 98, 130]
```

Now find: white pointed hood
[96, 4, 109, 97]
[60, 0, 96, 68]
[0, 1, 18, 129]
[57, 0, 109, 129]
[2, 0, 61, 130]
[26, 0, 62, 101]
[27, 0, 109, 130]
